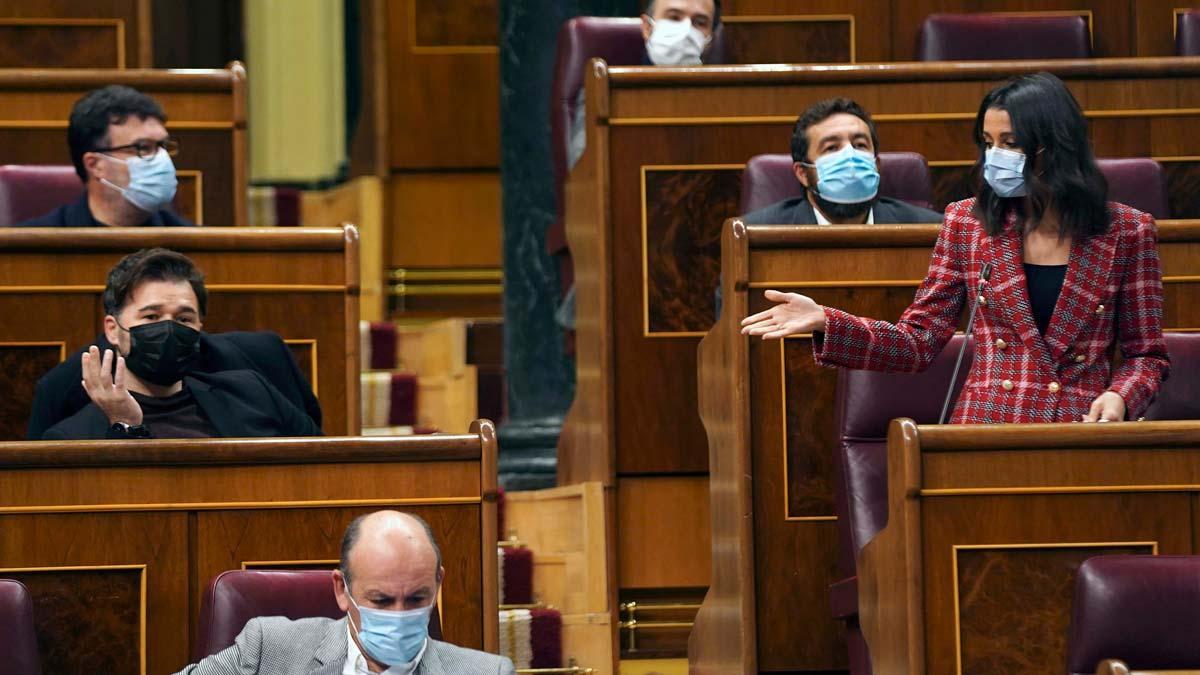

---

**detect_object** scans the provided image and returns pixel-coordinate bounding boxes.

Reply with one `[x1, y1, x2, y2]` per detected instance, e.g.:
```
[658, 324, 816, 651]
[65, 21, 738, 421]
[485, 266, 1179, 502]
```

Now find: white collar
[344, 623, 428, 675]
[813, 204, 874, 226]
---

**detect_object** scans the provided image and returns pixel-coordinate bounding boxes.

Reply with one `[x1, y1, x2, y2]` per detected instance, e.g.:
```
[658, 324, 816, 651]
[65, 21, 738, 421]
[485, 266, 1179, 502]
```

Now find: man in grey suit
[174, 511, 515, 675]
[741, 97, 943, 226]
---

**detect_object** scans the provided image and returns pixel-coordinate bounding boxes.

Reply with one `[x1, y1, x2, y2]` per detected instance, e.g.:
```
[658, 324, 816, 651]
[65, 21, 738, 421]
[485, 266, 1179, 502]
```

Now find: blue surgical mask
[983, 146, 1028, 198]
[348, 594, 433, 666]
[99, 147, 179, 213]
[807, 145, 880, 205]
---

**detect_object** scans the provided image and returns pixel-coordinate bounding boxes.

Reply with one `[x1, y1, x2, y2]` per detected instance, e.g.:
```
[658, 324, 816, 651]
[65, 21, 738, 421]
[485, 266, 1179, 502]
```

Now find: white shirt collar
[344, 623, 428, 675]
[813, 204, 874, 226]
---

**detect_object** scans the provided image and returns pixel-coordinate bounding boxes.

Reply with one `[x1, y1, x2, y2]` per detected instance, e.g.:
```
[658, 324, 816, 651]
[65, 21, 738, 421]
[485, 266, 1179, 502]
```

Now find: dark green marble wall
[498, 0, 640, 489]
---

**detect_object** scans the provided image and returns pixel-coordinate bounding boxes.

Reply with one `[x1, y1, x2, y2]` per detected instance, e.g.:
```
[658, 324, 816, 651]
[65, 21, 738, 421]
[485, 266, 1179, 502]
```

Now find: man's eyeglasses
[93, 138, 180, 159]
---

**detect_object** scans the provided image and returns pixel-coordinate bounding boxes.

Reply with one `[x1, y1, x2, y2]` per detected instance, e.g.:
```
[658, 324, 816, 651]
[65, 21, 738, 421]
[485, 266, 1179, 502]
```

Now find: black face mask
[117, 319, 201, 386]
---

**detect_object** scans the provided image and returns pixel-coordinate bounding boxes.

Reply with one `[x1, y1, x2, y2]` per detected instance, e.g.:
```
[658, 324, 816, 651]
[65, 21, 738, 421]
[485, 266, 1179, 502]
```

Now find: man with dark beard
[742, 98, 943, 225]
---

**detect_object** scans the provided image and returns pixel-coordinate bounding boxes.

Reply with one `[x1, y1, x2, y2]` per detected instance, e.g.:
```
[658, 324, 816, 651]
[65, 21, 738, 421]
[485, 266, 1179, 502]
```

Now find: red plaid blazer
[814, 198, 1170, 422]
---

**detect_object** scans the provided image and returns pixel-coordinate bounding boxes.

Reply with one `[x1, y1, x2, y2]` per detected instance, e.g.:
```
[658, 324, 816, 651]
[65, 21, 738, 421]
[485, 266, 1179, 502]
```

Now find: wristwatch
[110, 422, 151, 438]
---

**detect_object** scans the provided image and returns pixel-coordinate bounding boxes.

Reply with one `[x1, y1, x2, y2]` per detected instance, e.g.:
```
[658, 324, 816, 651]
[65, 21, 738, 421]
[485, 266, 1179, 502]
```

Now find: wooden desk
[689, 219, 1200, 673]
[0, 226, 361, 438]
[0, 65, 246, 226]
[0, 422, 499, 675]
[560, 57, 1200, 622]
[861, 420, 1200, 675]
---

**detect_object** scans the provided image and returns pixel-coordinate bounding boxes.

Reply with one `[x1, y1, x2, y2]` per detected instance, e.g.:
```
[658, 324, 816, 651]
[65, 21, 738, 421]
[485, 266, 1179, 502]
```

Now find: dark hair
[645, 0, 722, 28]
[972, 72, 1109, 238]
[102, 248, 207, 318]
[790, 97, 879, 166]
[68, 85, 167, 182]
[340, 512, 443, 586]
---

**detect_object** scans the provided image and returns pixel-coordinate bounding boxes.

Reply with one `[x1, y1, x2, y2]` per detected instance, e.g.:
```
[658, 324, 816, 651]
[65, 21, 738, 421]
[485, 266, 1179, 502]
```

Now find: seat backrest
[548, 17, 648, 260]
[1095, 158, 1171, 219]
[740, 152, 935, 217]
[1068, 555, 1200, 675]
[917, 13, 1091, 61]
[1143, 333, 1200, 421]
[831, 335, 972, 577]
[0, 579, 42, 675]
[0, 165, 82, 226]
[1178, 10, 1200, 56]
[195, 569, 443, 660]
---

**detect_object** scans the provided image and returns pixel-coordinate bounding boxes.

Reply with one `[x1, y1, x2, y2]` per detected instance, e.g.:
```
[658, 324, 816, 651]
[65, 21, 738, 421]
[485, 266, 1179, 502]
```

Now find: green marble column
[498, 0, 639, 489]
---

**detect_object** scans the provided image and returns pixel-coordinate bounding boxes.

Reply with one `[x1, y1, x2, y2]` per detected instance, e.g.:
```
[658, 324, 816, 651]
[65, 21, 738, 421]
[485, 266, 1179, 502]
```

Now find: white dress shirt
[344, 625, 428, 675]
[813, 204, 875, 225]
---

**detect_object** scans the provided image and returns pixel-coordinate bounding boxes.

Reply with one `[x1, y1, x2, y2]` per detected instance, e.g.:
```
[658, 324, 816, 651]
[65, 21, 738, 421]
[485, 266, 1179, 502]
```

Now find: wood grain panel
[413, 0, 496, 48]
[11, 566, 143, 675]
[721, 17, 853, 64]
[1133, 0, 1185, 57]
[388, 171, 502, 268]
[617, 476, 710, 589]
[0, 20, 123, 68]
[0, 344, 63, 441]
[386, 0, 497, 169]
[0, 512, 189, 675]
[0, 0, 149, 67]
[643, 168, 737, 335]
[890, 2, 1128, 60]
[722, 0, 891, 62]
[955, 543, 1152, 675]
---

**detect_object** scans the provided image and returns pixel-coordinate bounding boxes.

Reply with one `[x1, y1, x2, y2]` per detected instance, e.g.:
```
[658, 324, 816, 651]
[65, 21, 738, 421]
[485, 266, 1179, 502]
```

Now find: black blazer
[42, 369, 322, 440]
[28, 331, 322, 439]
[740, 195, 943, 225]
[14, 192, 196, 227]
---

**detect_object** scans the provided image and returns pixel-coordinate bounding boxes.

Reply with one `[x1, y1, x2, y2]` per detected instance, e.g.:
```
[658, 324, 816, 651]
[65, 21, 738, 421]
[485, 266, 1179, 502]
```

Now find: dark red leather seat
[0, 165, 82, 226]
[740, 152, 935, 215]
[917, 13, 1091, 61]
[1178, 10, 1200, 56]
[0, 579, 42, 675]
[194, 569, 443, 660]
[1096, 158, 1171, 219]
[1068, 555, 1200, 674]
[1143, 333, 1200, 420]
[831, 335, 972, 675]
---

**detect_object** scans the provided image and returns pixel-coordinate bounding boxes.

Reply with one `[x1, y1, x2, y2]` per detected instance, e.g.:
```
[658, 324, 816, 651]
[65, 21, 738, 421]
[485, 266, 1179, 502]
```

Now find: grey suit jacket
[740, 195, 943, 225]
[174, 616, 516, 675]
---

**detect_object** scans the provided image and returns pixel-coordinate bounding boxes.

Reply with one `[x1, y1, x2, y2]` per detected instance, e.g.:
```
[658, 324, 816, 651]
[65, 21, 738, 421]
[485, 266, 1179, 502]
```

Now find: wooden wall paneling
[889, 1, 1130, 60]
[0, 0, 150, 67]
[0, 226, 359, 437]
[385, 0, 498, 169]
[722, 0, 891, 62]
[1133, 0, 1186, 57]
[388, 172, 502, 268]
[0, 65, 248, 227]
[616, 476, 710, 589]
[0, 512, 190, 675]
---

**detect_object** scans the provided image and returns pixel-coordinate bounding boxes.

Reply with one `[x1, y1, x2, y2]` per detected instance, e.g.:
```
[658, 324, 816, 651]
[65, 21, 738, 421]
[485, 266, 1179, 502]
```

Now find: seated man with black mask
[42, 248, 321, 440]
[741, 98, 943, 225]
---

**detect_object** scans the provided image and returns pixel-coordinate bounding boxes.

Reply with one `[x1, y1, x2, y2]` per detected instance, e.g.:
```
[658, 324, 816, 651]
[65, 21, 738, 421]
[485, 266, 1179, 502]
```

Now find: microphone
[938, 262, 993, 425]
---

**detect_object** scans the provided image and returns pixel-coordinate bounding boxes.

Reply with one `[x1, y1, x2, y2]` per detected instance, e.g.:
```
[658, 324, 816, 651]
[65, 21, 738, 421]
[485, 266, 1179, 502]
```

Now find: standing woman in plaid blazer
[741, 72, 1170, 424]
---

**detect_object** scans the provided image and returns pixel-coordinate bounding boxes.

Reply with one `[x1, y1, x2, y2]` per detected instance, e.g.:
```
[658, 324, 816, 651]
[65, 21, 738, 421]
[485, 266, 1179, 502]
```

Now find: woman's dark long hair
[972, 72, 1109, 238]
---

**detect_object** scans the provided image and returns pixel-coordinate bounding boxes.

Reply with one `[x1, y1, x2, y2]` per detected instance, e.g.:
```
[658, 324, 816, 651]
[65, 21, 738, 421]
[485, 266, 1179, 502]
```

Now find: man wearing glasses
[16, 84, 195, 227]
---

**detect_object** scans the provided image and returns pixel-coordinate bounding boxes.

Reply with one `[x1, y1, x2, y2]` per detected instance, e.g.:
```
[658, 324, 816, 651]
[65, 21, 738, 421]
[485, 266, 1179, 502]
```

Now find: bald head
[339, 511, 442, 586]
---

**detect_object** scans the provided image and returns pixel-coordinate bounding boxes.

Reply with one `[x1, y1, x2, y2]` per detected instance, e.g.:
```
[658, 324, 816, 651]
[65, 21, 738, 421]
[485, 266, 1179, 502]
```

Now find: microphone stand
[938, 263, 992, 425]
